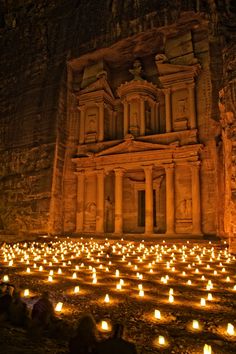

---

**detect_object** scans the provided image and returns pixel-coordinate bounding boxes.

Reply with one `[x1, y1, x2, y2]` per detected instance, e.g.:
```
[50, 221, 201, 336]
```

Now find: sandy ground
[0, 237, 236, 354]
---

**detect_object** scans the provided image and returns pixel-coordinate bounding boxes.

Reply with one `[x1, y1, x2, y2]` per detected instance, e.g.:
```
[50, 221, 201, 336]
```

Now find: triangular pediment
[79, 74, 114, 99]
[96, 136, 176, 157]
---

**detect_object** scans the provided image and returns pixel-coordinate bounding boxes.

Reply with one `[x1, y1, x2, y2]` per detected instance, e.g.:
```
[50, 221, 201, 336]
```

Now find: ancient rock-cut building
[0, 1, 236, 248]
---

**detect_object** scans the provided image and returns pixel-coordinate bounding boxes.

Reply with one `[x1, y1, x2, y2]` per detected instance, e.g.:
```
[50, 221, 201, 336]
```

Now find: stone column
[164, 89, 172, 133]
[79, 106, 85, 144]
[165, 164, 175, 234]
[98, 102, 104, 141]
[96, 169, 105, 233]
[191, 162, 202, 234]
[188, 83, 197, 129]
[144, 165, 154, 234]
[123, 100, 129, 137]
[76, 170, 85, 232]
[114, 168, 124, 233]
[140, 98, 145, 136]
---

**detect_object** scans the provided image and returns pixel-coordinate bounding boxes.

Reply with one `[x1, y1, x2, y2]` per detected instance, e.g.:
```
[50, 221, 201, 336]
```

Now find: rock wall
[0, 0, 231, 235]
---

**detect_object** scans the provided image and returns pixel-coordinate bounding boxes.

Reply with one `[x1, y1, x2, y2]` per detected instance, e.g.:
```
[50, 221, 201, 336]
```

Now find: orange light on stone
[55, 302, 63, 312]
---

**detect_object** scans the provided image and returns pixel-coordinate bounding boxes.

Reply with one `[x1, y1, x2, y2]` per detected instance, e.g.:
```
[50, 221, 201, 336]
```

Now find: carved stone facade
[69, 27, 211, 237]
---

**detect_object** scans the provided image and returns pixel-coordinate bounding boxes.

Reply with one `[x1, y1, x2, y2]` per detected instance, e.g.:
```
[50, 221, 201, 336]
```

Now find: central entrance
[138, 190, 156, 227]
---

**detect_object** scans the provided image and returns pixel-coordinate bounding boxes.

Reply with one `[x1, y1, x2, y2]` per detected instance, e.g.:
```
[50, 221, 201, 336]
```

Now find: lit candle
[192, 320, 199, 330]
[58, 268, 62, 274]
[154, 309, 161, 319]
[139, 290, 144, 297]
[24, 289, 30, 297]
[49, 270, 53, 276]
[116, 284, 122, 290]
[74, 286, 80, 293]
[203, 344, 212, 354]
[104, 294, 110, 303]
[158, 335, 165, 346]
[55, 302, 63, 312]
[227, 323, 235, 336]
[207, 293, 213, 301]
[200, 298, 206, 307]
[3, 275, 9, 282]
[48, 275, 53, 282]
[101, 320, 109, 331]
[169, 294, 174, 303]
[72, 272, 77, 279]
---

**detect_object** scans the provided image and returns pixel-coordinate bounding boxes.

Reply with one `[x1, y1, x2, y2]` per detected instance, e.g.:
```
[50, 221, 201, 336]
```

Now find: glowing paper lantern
[104, 294, 110, 303]
[24, 289, 30, 297]
[139, 290, 144, 297]
[55, 302, 63, 312]
[101, 320, 109, 331]
[203, 344, 212, 354]
[227, 323, 235, 336]
[3, 275, 9, 282]
[168, 294, 174, 303]
[154, 310, 161, 319]
[200, 298, 206, 307]
[207, 293, 213, 301]
[192, 320, 199, 330]
[158, 336, 165, 346]
[48, 275, 53, 282]
[74, 286, 80, 293]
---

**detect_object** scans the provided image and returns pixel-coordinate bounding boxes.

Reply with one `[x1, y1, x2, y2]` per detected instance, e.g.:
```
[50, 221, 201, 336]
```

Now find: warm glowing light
[24, 289, 29, 297]
[116, 284, 122, 290]
[169, 294, 174, 303]
[158, 335, 165, 346]
[207, 293, 213, 301]
[169, 288, 174, 295]
[3, 275, 9, 282]
[139, 290, 144, 297]
[138, 284, 143, 290]
[101, 320, 110, 331]
[203, 344, 212, 354]
[49, 270, 53, 276]
[74, 286, 80, 293]
[48, 275, 53, 282]
[39, 266, 43, 272]
[200, 298, 206, 307]
[72, 272, 77, 279]
[104, 294, 110, 303]
[192, 320, 199, 330]
[154, 309, 161, 319]
[227, 323, 235, 336]
[58, 268, 62, 274]
[55, 302, 63, 312]
[187, 280, 192, 285]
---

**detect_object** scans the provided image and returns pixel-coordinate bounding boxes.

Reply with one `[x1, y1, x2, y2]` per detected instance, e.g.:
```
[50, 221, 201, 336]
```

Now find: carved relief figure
[105, 197, 113, 232]
[84, 202, 97, 230]
[178, 199, 192, 219]
[129, 59, 143, 80]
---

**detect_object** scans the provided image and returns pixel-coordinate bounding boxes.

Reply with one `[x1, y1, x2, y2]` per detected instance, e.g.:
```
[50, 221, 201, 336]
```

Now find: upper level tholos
[76, 55, 201, 146]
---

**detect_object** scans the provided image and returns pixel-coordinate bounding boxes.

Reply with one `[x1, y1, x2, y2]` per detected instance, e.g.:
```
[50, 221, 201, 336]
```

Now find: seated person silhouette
[31, 291, 55, 329]
[95, 323, 137, 354]
[69, 312, 98, 354]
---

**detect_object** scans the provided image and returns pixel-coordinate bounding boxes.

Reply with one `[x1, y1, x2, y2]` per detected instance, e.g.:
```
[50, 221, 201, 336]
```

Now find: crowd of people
[0, 280, 138, 354]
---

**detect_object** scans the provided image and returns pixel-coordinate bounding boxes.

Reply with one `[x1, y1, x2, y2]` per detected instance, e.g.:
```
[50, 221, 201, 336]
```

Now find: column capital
[75, 169, 85, 175]
[143, 165, 154, 173]
[190, 161, 201, 170]
[163, 88, 171, 95]
[78, 105, 86, 112]
[114, 168, 125, 176]
[164, 163, 175, 171]
[96, 168, 105, 175]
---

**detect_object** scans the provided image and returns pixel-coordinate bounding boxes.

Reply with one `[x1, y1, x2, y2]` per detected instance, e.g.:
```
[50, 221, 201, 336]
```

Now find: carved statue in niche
[178, 199, 192, 219]
[88, 117, 96, 133]
[84, 202, 96, 230]
[129, 59, 143, 81]
[177, 98, 188, 118]
[105, 197, 113, 232]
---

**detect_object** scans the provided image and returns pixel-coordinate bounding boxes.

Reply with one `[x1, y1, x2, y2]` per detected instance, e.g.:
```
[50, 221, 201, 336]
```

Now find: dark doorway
[138, 190, 156, 227]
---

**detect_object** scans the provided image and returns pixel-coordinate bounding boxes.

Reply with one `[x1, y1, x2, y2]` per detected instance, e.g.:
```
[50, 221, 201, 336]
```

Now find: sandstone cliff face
[0, 0, 233, 235]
